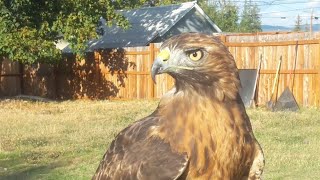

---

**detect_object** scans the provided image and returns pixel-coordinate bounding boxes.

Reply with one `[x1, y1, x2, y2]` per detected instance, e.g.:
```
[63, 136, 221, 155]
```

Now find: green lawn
[0, 99, 319, 180]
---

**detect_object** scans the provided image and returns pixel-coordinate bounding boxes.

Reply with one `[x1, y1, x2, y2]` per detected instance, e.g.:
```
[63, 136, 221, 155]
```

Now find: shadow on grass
[0, 162, 63, 180]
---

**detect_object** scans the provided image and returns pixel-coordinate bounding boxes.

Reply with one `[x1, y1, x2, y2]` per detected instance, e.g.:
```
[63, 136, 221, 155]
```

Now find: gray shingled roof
[87, 1, 220, 50]
[57, 1, 220, 52]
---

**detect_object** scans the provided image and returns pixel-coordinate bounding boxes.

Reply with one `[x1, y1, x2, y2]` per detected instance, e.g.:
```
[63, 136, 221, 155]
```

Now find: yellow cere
[157, 48, 170, 61]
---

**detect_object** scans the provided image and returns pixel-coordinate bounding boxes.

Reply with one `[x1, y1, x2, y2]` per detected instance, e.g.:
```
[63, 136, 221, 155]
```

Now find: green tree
[0, 0, 146, 64]
[217, 3, 239, 32]
[200, 0, 239, 32]
[293, 14, 303, 32]
[239, 0, 262, 33]
[150, 0, 240, 32]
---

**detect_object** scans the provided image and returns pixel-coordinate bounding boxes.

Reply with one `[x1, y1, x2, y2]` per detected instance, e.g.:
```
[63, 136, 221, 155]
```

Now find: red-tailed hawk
[93, 33, 264, 180]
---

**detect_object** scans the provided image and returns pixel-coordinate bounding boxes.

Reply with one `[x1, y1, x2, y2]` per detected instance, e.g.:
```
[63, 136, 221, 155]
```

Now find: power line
[261, 16, 320, 19]
[206, 0, 320, 27]
[259, 7, 320, 15]
[231, 0, 320, 3]
[230, 0, 320, 7]
[209, 1, 320, 15]
[234, 7, 320, 17]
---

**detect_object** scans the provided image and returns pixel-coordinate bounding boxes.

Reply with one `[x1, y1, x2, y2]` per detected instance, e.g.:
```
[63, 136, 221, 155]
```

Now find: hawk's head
[151, 33, 240, 101]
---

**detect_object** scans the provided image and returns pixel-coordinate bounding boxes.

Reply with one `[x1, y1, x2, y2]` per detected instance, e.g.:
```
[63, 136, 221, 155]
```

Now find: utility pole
[310, 8, 314, 34]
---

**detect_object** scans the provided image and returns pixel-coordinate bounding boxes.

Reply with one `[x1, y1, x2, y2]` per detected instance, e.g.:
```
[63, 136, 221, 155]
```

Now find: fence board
[1, 32, 320, 107]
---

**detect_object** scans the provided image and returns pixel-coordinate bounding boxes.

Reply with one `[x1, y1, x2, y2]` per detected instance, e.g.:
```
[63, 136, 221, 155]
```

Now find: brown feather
[92, 117, 188, 180]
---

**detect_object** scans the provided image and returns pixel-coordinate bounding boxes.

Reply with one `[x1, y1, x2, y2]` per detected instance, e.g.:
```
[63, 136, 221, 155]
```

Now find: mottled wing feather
[93, 117, 189, 180]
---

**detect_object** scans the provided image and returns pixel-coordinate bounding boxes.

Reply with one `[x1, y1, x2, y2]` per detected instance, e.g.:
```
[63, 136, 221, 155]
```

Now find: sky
[234, 0, 320, 27]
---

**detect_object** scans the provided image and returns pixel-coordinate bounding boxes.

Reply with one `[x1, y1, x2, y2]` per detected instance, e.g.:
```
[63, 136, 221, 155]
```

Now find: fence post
[318, 40, 320, 106]
[53, 63, 58, 99]
[94, 51, 101, 97]
[149, 43, 155, 98]
[220, 34, 227, 44]
[0, 58, 2, 81]
[19, 62, 24, 95]
[0, 58, 2, 96]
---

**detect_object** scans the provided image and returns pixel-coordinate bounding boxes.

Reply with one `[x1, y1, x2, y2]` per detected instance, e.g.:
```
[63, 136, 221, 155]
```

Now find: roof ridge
[118, 1, 196, 12]
[156, 2, 196, 36]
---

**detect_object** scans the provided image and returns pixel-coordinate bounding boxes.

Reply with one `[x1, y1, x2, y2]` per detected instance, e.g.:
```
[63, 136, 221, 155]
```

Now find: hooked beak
[151, 49, 170, 83]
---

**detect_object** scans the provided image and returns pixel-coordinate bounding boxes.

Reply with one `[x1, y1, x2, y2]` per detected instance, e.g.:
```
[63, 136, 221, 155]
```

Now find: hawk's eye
[187, 50, 203, 61]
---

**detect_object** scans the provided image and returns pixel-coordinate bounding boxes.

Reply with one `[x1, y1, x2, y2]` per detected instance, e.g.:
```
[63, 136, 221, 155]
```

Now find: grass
[0, 99, 319, 179]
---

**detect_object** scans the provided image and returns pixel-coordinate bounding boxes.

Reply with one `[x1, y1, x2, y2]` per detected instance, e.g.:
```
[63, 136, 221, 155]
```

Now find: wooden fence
[0, 43, 174, 100]
[1, 32, 320, 107]
[222, 32, 320, 107]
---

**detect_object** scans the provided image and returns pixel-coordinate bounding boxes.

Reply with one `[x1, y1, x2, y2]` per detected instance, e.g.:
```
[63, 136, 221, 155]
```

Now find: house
[84, 1, 221, 51]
